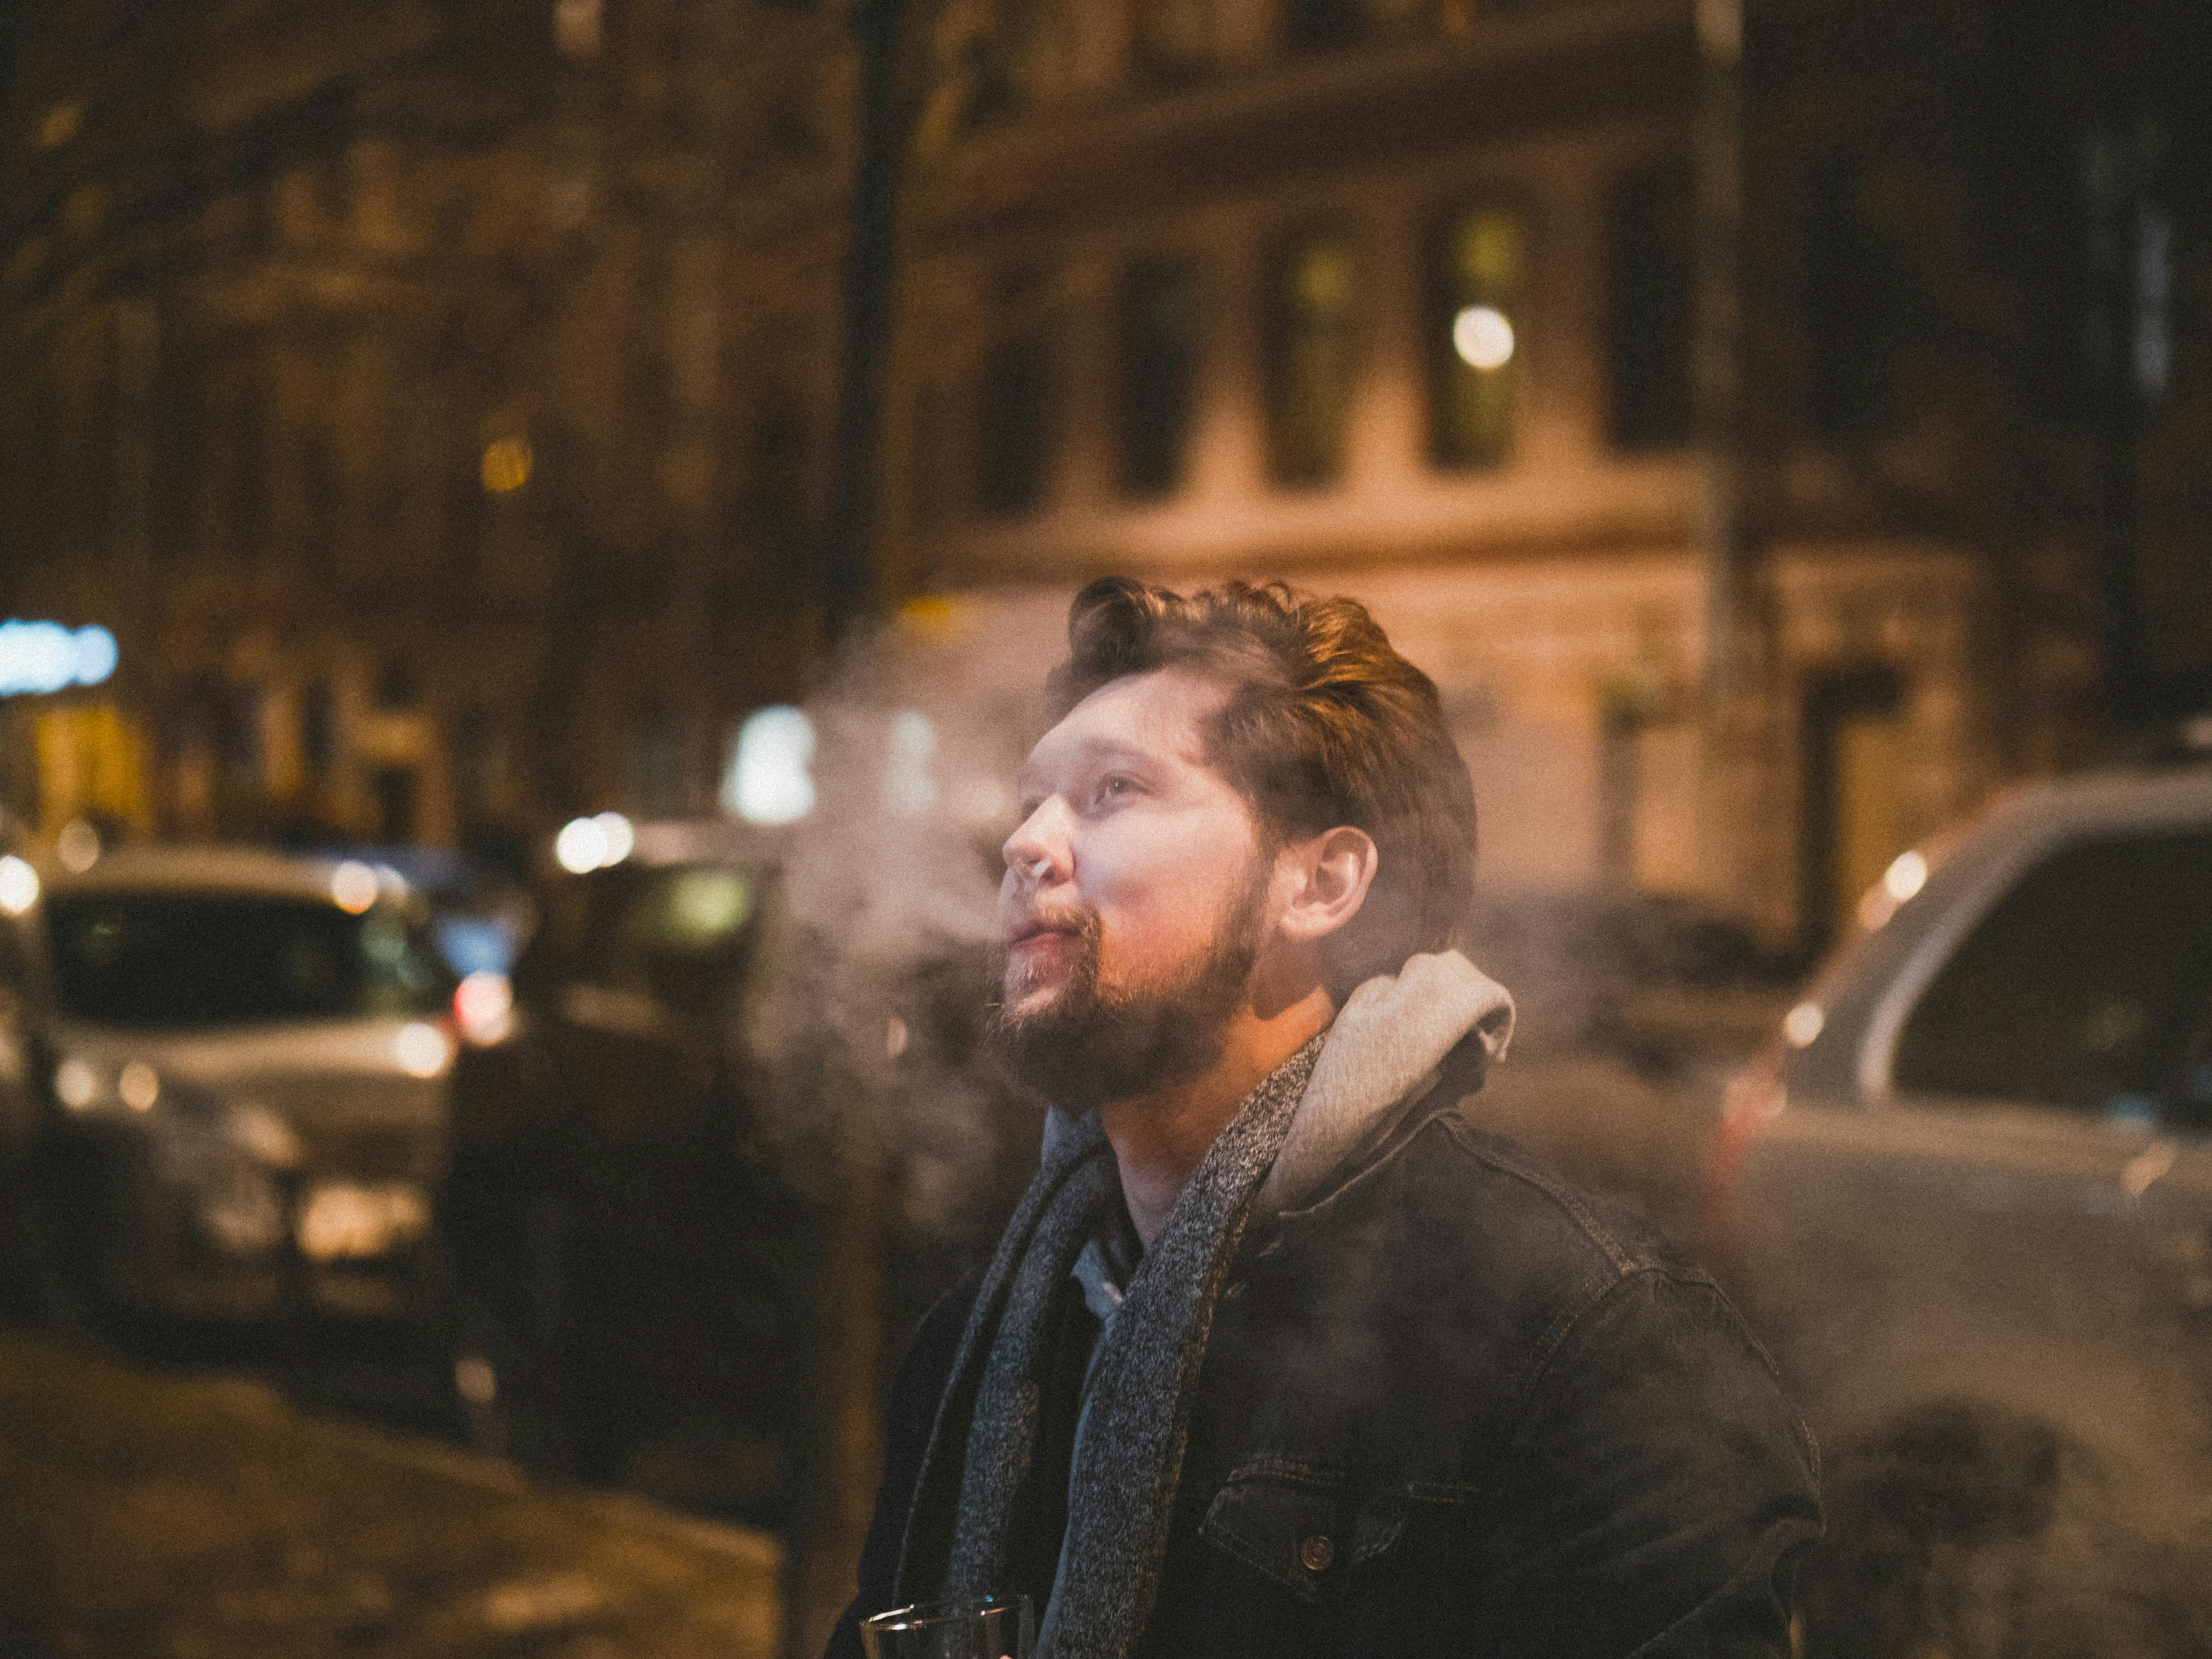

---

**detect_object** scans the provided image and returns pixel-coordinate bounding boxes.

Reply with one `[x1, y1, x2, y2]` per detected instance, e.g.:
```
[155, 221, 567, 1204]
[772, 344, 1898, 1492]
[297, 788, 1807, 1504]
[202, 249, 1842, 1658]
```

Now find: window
[1429, 206, 1525, 470]
[748, 394, 813, 580]
[299, 681, 338, 776]
[1892, 830, 2212, 1114]
[1117, 257, 1202, 497]
[1608, 163, 1694, 448]
[1805, 151, 1900, 439]
[978, 320, 1054, 515]
[1266, 230, 1359, 488]
[1286, 0, 1363, 51]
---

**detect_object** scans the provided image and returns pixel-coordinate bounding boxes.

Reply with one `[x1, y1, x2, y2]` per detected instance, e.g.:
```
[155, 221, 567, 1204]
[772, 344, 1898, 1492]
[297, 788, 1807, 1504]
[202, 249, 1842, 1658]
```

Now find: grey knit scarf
[894, 1036, 1324, 1659]
[893, 952, 1516, 1659]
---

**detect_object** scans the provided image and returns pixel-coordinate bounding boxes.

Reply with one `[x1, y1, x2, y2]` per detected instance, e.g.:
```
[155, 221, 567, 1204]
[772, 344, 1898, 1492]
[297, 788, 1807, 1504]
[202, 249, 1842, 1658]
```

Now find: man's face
[995, 669, 1272, 1105]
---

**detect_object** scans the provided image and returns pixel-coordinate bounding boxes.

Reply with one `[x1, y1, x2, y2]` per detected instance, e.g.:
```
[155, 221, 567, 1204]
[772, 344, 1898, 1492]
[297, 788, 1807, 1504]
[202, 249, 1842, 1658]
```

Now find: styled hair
[1048, 576, 1477, 993]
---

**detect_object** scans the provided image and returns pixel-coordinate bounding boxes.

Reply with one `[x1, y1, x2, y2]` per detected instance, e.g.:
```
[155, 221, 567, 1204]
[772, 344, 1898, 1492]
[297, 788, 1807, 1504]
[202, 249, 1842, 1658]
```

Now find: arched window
[1608, 163, 1694, 448]
[1429, 205, 1525, 470]
[1266, 230, 1360, 488]
[1805, 149, 1900, 439]
[978, 309, 1055, 516]
[1117, 256, 1203, 498]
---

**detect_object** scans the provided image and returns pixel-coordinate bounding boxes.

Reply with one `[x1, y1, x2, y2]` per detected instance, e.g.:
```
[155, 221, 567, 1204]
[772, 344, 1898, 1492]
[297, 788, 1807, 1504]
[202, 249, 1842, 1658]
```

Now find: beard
[990, 861, 1272, 1110]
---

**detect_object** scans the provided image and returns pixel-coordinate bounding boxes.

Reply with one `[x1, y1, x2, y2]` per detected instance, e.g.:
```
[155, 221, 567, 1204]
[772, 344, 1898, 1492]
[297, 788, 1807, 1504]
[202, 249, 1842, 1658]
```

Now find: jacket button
[1298, 1534, 1334, 1572]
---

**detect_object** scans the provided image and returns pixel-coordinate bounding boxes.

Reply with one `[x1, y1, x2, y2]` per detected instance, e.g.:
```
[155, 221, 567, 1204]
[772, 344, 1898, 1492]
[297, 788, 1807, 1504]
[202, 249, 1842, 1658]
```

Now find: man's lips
[1008, 919, 1081, 949]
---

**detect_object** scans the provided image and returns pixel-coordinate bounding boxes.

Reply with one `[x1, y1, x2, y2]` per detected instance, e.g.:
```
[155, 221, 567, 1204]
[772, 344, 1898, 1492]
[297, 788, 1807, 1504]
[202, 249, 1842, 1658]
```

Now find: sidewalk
[0, 1333, 782, 1659]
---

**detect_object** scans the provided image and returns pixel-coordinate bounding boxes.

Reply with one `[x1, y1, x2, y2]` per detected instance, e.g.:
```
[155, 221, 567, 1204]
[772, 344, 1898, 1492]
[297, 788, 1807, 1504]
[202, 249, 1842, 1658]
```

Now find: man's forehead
[1023, 669, 1226, 776]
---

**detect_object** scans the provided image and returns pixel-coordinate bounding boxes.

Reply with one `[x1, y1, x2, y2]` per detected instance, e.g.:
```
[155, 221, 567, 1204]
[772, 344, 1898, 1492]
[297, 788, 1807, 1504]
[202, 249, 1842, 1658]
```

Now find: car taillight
[1703, 1037, 1786, 1262]
[454, 970, 515, 1046]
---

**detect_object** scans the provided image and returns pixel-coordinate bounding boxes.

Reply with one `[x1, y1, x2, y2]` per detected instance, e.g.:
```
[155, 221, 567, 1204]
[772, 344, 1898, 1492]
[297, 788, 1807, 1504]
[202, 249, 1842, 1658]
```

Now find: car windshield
[46, 892, 455, 1028]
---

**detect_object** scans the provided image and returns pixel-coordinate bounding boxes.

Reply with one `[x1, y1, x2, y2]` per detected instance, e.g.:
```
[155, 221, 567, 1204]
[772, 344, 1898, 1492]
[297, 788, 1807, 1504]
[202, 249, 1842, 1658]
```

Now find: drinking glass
[859, 1594, 1034, 1659]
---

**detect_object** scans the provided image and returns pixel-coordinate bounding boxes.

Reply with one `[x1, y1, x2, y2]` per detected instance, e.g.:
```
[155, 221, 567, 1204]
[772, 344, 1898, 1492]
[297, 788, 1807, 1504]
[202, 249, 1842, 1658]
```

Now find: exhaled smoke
[736, 616, 1052, 1240]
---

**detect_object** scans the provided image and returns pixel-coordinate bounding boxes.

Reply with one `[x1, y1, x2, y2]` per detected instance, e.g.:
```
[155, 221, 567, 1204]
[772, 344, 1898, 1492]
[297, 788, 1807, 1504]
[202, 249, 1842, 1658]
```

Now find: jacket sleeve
[1472, 1268, 1822, 1659]
[821, 1281, 980, 1659]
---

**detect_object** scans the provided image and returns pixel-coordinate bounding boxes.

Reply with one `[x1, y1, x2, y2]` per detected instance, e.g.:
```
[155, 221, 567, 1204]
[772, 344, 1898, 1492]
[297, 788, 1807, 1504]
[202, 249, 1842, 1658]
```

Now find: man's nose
[1003, 800, 1068, 883]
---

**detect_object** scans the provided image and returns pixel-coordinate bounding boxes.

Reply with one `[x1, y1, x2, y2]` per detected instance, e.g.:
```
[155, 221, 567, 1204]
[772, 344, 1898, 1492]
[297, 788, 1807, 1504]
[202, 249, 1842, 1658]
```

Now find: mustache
[1001, 902, 1100, 951]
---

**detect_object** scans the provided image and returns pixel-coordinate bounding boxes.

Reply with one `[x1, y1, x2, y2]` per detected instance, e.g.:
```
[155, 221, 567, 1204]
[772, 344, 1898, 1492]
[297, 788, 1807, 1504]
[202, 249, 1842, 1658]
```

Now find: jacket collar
[1254, 950, 1513, 1220]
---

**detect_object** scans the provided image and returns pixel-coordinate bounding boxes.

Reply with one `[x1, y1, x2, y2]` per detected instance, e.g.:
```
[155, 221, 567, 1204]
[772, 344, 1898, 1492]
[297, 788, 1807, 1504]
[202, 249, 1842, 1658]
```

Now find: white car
[1712, 759, 2212, 1559]
[35, 845, 460, 1320]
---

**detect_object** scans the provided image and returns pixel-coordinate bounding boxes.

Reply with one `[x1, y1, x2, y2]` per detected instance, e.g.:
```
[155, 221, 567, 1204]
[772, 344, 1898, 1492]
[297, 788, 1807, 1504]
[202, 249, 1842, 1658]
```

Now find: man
[828, 579, 1820, 1659]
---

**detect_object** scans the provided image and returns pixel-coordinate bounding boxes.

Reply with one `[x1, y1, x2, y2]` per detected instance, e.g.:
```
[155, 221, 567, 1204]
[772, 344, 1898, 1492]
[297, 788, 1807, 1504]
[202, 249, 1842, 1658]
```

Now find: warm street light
[1452, 304, 1515, 370]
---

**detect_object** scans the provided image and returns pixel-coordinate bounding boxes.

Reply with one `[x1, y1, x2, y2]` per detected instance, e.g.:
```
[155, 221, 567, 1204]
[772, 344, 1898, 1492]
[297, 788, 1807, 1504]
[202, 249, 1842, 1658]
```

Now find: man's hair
[1047, 576, 1477, 993]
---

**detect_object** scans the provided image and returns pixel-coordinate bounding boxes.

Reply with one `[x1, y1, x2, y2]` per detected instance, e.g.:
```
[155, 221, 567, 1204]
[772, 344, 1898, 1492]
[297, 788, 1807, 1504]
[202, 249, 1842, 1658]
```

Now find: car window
[1892, 828, 2212, 1116]
[46, 893, 455, 1028]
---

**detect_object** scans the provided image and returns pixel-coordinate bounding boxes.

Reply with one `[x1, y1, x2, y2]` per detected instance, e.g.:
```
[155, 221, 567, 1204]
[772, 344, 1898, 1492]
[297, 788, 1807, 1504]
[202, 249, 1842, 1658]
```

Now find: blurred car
[1709, 756, 2212, 1544]
[440, 817, 1034, 1526]
[319, 841, 538, 981]
[31, 845, 460, 1322]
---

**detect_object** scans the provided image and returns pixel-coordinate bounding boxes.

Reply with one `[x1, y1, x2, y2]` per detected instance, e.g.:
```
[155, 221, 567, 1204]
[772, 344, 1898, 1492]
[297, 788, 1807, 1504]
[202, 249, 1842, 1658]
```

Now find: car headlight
[297, 1182, 431, 1261]
[54, 1054, 163, 1114]
[53, 1055, 100, 1111]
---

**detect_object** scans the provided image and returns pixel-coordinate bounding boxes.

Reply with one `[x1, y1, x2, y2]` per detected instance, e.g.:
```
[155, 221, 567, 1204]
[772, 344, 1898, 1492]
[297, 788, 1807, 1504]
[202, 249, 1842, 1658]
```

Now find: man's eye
[1097, 775, 1135, 801]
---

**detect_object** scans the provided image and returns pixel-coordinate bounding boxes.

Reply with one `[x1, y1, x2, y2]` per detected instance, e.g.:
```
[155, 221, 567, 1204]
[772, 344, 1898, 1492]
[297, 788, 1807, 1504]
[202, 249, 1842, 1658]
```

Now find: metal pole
[822, 0, 909, 639]
[2086, 123, 2149, 733]
[1694, 0, 1752, 914]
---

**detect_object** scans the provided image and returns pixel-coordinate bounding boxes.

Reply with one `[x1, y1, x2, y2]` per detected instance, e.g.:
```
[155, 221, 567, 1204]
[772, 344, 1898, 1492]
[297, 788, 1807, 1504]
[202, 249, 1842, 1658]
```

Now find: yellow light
[481, 437, 534, 494]
[1882, 848, 1928, 905]
[591, 811, 634, 864]
[554, 817, 608, 873]
[55, 1057, 99, 1111]
[38, 104, 81, 149]
[119, 1060, 160, 1112]
[331, 861, 379, 914]
[394, 1022, 454, 1079]
[56, 818, 100, 873]
[1452, 305, 1515, 371]
[297, 1182, 431, 1261]
[0, 856, 38, 916]
[1783, 1001, 1824, 1049]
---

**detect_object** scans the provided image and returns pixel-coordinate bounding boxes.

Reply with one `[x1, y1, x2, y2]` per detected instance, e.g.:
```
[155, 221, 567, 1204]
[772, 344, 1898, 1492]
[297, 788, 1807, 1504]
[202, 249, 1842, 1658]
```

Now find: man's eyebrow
[1017, 738, 1165, 794]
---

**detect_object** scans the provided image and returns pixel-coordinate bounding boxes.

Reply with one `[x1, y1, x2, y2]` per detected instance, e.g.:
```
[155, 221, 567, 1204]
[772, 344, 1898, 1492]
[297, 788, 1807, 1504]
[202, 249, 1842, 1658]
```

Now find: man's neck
[1099, 983, 1335, 1248]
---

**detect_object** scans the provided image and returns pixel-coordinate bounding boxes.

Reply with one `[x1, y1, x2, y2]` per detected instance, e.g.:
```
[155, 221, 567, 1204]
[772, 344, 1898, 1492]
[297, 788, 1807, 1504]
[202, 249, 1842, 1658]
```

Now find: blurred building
[4, 0, 2203, 951]
[0, 0, 851, 853]
[895, 0, 2209, 950]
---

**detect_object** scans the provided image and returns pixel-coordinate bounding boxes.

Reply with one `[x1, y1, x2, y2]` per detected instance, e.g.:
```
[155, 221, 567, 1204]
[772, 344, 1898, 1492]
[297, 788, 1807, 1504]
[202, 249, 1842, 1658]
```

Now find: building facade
[0, 0, 851, 855]
[893, 0, 2159, 950]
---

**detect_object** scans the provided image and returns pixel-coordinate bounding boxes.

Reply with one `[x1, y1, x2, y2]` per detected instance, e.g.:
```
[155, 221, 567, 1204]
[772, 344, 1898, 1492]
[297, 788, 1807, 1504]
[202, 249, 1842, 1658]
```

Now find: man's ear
[1276, 826, 1379, 945]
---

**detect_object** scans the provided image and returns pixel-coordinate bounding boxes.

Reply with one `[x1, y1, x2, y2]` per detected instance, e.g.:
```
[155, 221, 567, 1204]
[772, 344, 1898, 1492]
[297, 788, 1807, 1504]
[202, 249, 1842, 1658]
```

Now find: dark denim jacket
[830, 1083, 1822, 1659]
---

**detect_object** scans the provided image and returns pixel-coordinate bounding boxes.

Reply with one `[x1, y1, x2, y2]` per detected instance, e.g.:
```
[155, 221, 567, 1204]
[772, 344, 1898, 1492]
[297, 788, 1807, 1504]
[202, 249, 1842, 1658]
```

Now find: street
[0, 1329, 781, 1659]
